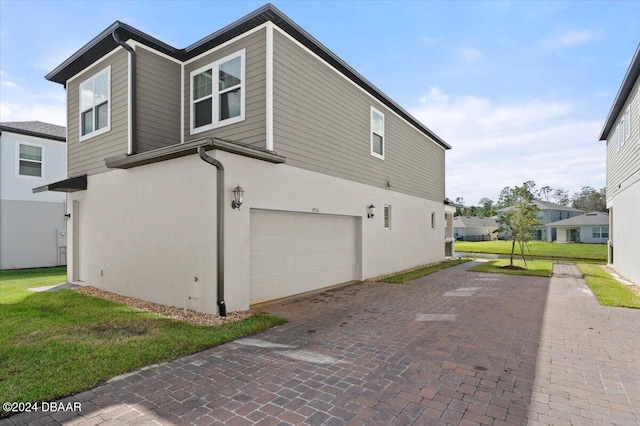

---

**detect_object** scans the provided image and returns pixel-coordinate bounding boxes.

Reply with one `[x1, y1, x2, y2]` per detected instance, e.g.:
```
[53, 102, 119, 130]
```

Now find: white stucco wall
[609, 180, 640, 285]
[67, 150, 445, 313]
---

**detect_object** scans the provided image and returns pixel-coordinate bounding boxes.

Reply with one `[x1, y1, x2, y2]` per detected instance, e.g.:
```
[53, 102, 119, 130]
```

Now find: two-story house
[496, 200, 583, 242]
[0, 121, 67, 269]
[599, 43, 640, 286]
[36, 4, 451, 315]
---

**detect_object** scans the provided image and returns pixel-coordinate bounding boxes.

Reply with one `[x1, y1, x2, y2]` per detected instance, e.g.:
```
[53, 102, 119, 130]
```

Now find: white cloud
[459, 46, 484, 61]
[0, 102, 66, 126]
[541, 29, 599, 50]
[409, 91, 605, 205]
[419, 87, 449, 103]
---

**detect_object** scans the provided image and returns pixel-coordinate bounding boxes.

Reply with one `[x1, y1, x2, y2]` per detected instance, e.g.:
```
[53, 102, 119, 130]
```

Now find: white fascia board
[265, 22, 274, 151]
[272, 25, 447, 152]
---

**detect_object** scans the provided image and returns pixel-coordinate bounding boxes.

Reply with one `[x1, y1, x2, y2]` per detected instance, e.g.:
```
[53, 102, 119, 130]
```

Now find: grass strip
[381, 259, 471, 283]
[455, 240, 607, 262]
[469, 259, 553, 277]
[577, 264, 640, 309]
[1, 269, 285, 415]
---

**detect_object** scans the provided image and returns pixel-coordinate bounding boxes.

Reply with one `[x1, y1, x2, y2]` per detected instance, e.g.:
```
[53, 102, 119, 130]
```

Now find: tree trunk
[510, 237, 516, 266]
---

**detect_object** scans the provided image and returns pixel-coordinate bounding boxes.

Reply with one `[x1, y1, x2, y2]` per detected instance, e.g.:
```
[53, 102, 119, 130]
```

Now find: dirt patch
[500, 265, 527, 270]
[75, 286, 250, 326]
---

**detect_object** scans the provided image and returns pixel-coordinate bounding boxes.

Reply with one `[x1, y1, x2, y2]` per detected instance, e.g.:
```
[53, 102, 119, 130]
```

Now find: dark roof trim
[33, 175, 87, 193]
[105, 138, 286, 170]
[45, 4, 450, 149]
[599, 43, 640, 141]
[0, 125, 66, 142]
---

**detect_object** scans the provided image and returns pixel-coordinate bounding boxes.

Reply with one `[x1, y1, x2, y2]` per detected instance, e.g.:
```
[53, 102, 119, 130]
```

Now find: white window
[616, 123, 623, 150]
[370, 106, 384, 159]
[431, 211, 436, 229]
[79, 67, 110, 140]
[17, 143, 43, 178]
[624, 106, 631, 140]
[384, 205, 391, 229]
[592, 226, 609, 239]
[191, 49, 245, 133]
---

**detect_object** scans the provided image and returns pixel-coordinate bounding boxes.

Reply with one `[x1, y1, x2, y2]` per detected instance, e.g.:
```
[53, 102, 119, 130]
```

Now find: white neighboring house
[453, 216, 498, 241]
[0, 121, 67, 269]
[599, 43, 640, 286]
[544, 212, 609, 244]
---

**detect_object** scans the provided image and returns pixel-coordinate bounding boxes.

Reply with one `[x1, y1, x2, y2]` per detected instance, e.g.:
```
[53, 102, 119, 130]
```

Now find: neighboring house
[36, 4, 452, 315]
[544, 212, 609, 244]
[0, 121, 67, 269]
[599, 43, 640, 286]
[496, 200, 583, 242]
[453, 216, 498, 241]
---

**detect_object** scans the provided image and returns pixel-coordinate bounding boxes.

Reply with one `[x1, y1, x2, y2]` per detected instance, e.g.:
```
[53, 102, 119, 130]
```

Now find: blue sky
[1, 1, 639, 204]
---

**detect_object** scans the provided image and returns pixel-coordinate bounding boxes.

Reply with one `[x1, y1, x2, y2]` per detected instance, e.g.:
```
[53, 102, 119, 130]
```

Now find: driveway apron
[3, 261, 639, 425]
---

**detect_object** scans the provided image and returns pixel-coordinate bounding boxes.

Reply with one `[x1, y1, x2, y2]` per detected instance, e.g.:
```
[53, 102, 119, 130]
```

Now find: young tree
[497, 183, 540, 267]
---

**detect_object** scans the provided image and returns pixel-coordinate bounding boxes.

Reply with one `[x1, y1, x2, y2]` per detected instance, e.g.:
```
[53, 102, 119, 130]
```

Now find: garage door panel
[250, 210, 357, 304]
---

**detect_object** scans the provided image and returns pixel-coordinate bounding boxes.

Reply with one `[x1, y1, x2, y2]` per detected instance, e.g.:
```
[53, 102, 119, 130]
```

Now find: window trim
[79, 66, 111, 142]
[384, 205, 391, 229]
[624, 106, 631, 140]
[15, 142, 45, 179]
[592, 226, 609, 239]
[370, 106, 385, 160]
[190, 49, 246, 135]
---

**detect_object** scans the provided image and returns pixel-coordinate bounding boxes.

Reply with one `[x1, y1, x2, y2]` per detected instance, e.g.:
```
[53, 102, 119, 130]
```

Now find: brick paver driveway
[3, 261, 639, 425]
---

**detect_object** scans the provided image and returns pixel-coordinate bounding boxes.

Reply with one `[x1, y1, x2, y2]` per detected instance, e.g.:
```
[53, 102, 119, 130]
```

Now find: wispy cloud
[541, 28, 600, 50]
[458, 45, 484, 61]
[409, 90, 605, 204]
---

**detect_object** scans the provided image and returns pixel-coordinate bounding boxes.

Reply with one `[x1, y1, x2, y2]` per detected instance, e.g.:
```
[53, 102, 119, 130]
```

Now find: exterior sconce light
[64, 213, 71, 220]
[232, 184, 244, 210]
[367, 204, 375, 219]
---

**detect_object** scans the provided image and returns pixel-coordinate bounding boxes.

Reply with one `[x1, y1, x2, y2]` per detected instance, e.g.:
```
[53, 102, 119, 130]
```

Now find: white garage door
[250, 210, 357, 304]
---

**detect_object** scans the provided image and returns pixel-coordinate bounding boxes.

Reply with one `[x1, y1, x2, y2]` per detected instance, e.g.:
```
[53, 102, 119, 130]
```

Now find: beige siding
[67, 48, 129, 177]
[272, 30, 445, 202]
[607, 77, 640, 201]
[183, 28, 266, 148]
[136, 47, 182, 152]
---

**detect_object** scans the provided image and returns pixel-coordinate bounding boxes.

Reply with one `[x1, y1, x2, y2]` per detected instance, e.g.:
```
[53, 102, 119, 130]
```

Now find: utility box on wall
[57, 228, 67, 266]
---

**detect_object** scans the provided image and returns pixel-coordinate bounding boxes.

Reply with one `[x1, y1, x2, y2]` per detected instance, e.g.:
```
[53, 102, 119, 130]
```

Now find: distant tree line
[451, 180, 606, 217]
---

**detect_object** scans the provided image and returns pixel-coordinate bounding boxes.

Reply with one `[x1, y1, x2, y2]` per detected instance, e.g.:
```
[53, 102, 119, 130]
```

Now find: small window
[431, 211, 436, 229]
[18, 143, 43, 177]
[79, 67, 110, 140]
[384, 205, 391, 229]
[593, 226, 609, 239]
[191, 50, 245, 133]
[624, 106, 630, 140]
[371, 106, 384, 159]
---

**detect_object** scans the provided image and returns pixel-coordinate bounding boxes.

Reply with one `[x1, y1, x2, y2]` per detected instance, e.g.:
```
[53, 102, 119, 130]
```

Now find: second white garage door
[250, 210, 357, 304]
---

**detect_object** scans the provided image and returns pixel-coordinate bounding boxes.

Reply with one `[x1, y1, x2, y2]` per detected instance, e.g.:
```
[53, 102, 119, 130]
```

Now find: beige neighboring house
[453, 216, 498, 241]
[599, 43, 640, 286]
[0, 121, 67, 269]
[35, 4, 452, 315]
[544, 212, 609, 244]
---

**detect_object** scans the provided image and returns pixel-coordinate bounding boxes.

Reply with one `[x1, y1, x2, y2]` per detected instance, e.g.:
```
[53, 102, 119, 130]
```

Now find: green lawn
[577, 264, 640, 308]
[469, 259, 553, 277]
[455, 240, 607, 262]
[0, 268, 284, 416]
[381, 259, 471, 283]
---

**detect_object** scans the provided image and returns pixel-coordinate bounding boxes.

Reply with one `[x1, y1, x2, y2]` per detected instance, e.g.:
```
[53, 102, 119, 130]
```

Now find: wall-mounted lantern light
[64, 213, 71, 220]
[231, 184, 244, 210]
[367, 203, 375, 219]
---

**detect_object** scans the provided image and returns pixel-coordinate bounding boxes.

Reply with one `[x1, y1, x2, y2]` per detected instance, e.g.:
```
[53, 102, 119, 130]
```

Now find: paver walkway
[2, 262, 639, 425]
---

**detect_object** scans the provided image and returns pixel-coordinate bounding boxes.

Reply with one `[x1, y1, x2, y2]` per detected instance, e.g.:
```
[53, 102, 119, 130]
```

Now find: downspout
[112, 29, 137, 155]
[198, 145, 227, 316]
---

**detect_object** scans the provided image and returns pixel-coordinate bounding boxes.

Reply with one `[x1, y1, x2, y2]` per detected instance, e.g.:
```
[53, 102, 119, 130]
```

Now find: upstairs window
[371, 106, 385, 159]
[79, 67, 110, 140]
[624, 106, 630, 140]
[191, 49, 245, 133]
[18, 143, 43, 178]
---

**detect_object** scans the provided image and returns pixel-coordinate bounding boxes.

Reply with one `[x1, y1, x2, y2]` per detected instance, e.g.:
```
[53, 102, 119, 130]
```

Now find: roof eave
[599, 43, 640, 141]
